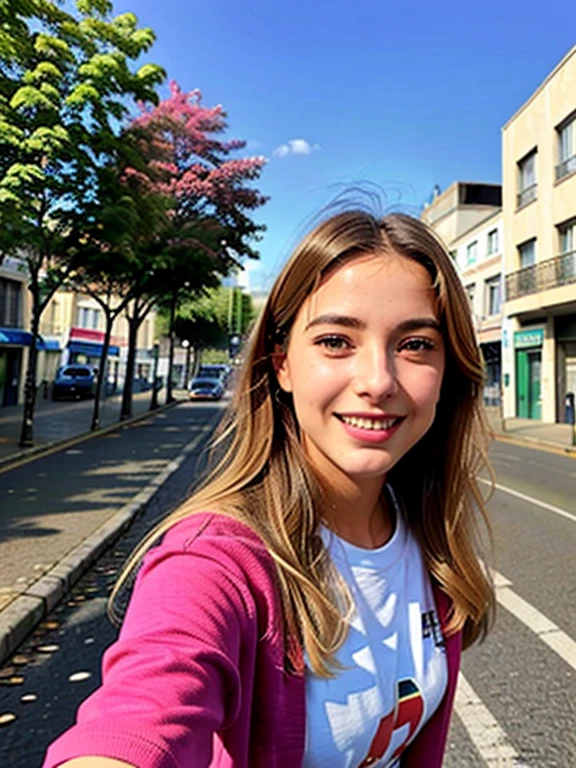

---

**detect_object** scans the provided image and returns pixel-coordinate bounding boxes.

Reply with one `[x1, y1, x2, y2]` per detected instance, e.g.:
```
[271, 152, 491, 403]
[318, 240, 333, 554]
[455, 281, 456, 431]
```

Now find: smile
[337, 414, 403, 431]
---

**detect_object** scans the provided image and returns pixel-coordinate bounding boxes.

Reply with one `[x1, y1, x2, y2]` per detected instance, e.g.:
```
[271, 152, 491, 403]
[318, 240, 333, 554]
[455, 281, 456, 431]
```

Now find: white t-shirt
[303, 489, 448, 768]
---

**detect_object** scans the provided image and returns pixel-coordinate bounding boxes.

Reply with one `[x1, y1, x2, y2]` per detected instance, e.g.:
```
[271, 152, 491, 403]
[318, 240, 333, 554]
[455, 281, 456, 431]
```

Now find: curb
[492, 431, 576, 457]
[0, 398, 183, 476]
[0, 410, 219, 666]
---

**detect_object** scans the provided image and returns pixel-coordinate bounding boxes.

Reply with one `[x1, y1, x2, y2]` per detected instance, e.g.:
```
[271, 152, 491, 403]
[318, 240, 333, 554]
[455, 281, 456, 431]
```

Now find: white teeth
[340, 415, 399, 430]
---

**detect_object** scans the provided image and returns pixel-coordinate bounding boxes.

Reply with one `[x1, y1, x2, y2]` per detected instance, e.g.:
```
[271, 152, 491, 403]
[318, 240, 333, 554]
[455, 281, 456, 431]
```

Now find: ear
[272, 345, 293, 393]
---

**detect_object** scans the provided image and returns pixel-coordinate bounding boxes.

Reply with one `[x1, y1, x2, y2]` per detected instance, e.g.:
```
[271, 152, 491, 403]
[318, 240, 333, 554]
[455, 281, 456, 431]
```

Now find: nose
[353, 346, 399, 402]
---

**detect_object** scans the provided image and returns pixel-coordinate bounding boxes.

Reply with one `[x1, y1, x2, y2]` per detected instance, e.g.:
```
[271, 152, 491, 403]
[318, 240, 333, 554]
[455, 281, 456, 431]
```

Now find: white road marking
[454, 481, 576, 763]
[494, 572, 576, 672]
[454, 672, 524, 766]
[478, 477, 576, 524]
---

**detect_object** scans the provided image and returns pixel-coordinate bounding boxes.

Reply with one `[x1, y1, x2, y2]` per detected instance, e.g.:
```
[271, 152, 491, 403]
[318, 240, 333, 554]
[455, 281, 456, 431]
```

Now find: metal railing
[506, 250, 576, 299]
[516, 183, 537, 208]
[556, 155, 576, 181]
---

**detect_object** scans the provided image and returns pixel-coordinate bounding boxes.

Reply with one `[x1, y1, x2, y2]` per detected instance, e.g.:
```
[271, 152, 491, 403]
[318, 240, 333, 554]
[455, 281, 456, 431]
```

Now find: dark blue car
[52, 365, 97, 401]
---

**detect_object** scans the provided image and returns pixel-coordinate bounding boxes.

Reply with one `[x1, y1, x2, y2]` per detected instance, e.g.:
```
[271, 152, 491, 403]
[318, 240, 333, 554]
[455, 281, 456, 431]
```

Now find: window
[518, 239, 536, 268]
[558, 220, 576, 284]
[465, 283, 475, 309]
[91, 308, 101, 330]
[466, 241, 478, 266]
[517, 150, 537, 208]
[485, 275, 502, 316]
[77, 306, 92, 328]
[0, 278, 22, 328]
[487, 229, 499, 255]
[557, 116, 576, 181]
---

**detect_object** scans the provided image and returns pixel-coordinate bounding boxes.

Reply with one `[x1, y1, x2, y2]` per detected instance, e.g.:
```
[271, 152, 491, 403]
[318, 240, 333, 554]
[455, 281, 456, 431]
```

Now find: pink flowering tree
[118, 82, 268, 416]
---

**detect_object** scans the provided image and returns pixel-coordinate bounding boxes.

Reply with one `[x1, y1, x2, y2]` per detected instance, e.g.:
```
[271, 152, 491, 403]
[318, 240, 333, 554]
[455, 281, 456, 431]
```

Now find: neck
[320, 474, 393, 550]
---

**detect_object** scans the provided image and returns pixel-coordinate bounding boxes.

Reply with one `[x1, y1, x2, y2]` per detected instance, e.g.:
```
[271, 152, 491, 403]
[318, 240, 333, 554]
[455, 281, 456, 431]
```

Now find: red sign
[69, 327, 125, 346]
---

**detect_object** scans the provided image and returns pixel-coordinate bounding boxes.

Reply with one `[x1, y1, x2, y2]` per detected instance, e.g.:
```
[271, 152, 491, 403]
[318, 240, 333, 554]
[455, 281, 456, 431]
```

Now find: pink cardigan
[44, 513, 461, 768]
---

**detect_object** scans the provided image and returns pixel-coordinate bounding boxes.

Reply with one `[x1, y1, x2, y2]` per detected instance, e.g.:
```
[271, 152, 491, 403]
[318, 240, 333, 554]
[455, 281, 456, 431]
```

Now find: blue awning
[36, 338, 61, 352]
[68, 340, 120, 358]
[0, 327, 33, 346]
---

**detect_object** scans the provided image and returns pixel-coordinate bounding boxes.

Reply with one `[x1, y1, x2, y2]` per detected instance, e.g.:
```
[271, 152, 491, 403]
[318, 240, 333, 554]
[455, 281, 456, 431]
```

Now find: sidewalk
[485, 406, 576, 453]
[0, 388, 183, 466]
[0, 399, 223, 664]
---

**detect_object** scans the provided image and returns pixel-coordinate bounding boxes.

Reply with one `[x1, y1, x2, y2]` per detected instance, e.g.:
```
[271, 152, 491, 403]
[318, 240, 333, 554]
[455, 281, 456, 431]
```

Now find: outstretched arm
[43, 516, 266, 768]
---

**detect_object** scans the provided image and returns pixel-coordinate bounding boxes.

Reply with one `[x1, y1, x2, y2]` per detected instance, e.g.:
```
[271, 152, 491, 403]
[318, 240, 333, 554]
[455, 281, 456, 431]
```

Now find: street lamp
[182, 339, 191, 388]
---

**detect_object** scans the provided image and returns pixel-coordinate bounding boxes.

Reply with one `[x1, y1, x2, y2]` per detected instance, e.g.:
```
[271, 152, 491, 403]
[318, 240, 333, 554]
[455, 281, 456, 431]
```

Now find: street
[0, 418, 575, 766]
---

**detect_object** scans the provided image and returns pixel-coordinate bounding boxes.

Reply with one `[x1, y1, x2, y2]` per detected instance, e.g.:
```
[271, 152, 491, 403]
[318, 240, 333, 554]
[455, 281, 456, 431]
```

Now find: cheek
[402, 366, 445, 408]
[290, 355, 347, 406]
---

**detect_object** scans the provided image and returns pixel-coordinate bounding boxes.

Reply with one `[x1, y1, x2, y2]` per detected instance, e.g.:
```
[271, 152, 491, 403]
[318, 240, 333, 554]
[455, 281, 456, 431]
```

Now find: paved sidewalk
[0, 388, 187, 466]
[0, 400, 224, 664]
[485, 406, 576, 453]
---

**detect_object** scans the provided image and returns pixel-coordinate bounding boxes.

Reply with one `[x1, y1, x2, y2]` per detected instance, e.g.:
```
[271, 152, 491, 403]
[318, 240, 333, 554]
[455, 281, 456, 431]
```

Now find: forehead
[301, 252, 439, 321]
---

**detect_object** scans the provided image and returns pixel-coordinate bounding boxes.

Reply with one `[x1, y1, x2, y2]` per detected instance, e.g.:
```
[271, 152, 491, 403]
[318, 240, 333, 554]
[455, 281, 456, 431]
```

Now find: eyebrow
[305, 314, 365, 331]
[304, 314, 441, 333]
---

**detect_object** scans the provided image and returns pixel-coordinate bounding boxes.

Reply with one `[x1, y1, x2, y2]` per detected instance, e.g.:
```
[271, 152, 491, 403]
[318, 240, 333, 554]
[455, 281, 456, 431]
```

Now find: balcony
[556, 155, 576, 181]
[516, 183, 537, 209]
[506, 251, 576, 300]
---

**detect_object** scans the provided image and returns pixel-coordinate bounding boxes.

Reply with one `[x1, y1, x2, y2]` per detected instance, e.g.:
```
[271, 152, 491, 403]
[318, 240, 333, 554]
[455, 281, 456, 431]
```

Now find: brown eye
[315, 335, 351, 351]
[399, 337, 435, 353]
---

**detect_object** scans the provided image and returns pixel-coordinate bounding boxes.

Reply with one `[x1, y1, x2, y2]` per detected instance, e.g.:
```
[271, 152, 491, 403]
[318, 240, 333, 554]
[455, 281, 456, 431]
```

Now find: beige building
[39, 288, 158, 394]
[502, 44, 576, 423]
[0, 256, 31, 406]
[422, 182, 503, 404]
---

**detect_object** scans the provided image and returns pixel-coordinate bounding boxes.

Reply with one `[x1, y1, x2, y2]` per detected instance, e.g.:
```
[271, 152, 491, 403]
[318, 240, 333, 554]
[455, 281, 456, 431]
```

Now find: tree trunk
[91, 312, 113, 431]
[191, 345, 200, 377]
[166, 291, 177, 405]
[149, 342, 160, 411]
[19, 298, 41, 447]
[120, 313, 139, 421]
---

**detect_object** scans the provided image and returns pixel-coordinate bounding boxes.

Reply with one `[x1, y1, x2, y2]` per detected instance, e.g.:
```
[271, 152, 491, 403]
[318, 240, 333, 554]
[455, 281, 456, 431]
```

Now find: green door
[516, 348, 542, 419]
[516, 349, 529, 418]
[527, 350, 541, 419]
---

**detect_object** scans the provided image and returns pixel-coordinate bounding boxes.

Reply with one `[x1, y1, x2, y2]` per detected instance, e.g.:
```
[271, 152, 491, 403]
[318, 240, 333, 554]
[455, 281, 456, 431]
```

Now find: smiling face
[275, 251, 446, 491]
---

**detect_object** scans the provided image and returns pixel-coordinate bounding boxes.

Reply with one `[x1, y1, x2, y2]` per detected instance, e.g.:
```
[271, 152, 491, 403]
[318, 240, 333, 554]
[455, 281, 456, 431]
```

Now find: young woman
[43, 210, 495, 768]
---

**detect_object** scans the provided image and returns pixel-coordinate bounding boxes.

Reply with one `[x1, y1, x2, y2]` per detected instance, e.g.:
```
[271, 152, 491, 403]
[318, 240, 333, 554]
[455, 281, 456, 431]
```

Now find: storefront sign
[514, 329, 544, 349]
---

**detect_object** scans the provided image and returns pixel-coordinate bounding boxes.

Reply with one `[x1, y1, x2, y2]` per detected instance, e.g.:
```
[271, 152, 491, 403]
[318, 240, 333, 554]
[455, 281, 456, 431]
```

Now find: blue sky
[118, 0, 576, 291]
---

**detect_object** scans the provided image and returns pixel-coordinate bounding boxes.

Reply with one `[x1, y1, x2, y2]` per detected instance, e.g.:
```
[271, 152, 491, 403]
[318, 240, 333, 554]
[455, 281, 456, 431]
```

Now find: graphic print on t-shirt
[303, 490, 448, 768]
[357, 678, 424, 767]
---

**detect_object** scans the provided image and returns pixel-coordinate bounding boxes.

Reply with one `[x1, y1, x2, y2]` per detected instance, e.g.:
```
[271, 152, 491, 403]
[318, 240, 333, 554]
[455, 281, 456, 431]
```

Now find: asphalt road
[1, 435, 575, 767]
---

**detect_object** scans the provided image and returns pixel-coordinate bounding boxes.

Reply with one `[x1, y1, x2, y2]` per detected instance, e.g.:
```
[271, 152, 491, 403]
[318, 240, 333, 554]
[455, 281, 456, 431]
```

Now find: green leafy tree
[165, 283, 254, 374]
[0, 0, 164, 445]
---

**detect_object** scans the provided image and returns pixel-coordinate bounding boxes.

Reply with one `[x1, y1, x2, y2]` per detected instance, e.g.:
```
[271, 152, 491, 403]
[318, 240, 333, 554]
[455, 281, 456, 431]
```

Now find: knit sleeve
[43, 518, 263, 768]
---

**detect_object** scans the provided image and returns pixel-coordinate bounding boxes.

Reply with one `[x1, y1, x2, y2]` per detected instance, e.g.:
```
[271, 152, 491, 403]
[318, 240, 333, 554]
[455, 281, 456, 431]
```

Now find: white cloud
[273, 138, 320, 158]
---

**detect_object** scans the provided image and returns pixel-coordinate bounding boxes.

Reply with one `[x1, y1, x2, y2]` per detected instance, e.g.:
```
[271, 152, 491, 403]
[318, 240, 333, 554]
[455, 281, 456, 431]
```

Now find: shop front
[0, 328, 33, 406]
[555, 317, 576, 423]
[514, 328, 544, 420]
[66, 328, 121, 396]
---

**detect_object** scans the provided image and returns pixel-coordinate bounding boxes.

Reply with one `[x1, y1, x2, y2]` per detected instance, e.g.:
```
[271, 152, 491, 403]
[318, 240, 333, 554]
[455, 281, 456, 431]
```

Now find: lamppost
[182, 339, 191, 389]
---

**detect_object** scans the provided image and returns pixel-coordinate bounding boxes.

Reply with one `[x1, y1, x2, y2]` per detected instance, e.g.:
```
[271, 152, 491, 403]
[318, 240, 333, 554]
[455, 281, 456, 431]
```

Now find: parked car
[188, 376, 225, 401]
[52, 365, 97, 401]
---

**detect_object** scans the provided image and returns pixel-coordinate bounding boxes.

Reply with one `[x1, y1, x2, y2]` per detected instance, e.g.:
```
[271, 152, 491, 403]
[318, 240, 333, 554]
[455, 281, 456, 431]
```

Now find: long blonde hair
[111, 210, 495, 676]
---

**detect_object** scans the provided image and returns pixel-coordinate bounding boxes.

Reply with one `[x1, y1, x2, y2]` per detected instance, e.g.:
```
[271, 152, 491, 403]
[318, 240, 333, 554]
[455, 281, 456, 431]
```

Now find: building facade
[422, 182, 503, 406]
[502, 45, 576, 422]
[451, 210, 503, 405]
[40, 289, 158, 395]
[0, 256, 32, 407]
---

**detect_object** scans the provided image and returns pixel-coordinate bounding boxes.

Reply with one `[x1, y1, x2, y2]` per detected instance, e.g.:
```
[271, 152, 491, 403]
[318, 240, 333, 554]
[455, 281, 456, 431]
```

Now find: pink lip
[337, 415, 404, 444]
[337, 411, 404, 419]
